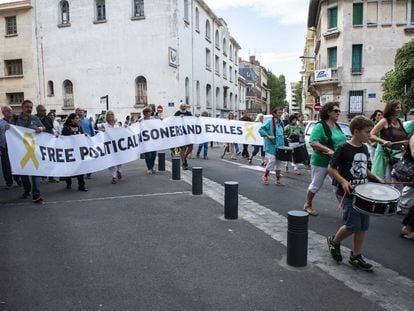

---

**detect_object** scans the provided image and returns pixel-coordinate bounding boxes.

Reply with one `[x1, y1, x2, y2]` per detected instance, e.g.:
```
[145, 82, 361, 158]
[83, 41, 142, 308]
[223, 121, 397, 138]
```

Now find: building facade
[305, 0, 414, 120]
[289, 82, 300, 114]
[1, 0, 241, 120]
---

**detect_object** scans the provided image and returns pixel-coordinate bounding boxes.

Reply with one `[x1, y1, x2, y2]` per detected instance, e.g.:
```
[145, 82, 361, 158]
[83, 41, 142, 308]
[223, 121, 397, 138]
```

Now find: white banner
[6, 116, 264, 177]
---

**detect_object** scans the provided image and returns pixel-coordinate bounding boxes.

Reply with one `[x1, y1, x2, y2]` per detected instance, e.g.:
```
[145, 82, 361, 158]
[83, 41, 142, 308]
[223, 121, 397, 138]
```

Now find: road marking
[166, 161, 414, 311]
[1, 191, 192, 207]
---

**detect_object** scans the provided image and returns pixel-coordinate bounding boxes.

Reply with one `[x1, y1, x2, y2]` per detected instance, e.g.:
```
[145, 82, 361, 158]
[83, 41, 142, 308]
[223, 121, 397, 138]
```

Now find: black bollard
[192, 167, 203, 195]
[158, 153, 165, 171]
[171, 157, 181, 180]
[224, 181, 238, 219]
[287, 210, 309, 267]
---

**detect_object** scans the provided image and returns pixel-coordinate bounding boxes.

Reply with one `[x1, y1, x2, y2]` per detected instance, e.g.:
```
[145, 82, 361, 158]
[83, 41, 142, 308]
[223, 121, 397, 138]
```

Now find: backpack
[318, 120, 343, 149]
[391, 134, 414, 183]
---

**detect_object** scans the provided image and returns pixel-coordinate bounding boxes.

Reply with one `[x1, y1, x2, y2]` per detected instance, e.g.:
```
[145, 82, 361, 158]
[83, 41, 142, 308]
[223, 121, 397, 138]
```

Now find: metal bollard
[171, 157, 181, 180]
[192, 167, 203, 195]
[286, 210, 309, 267]
[158, 152, 165, 171]
[224, 181, 238, 219]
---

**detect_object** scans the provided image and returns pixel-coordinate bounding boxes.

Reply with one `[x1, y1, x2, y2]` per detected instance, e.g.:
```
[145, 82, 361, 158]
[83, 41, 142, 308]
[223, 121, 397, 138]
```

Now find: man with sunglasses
[303, 102, 346, 216]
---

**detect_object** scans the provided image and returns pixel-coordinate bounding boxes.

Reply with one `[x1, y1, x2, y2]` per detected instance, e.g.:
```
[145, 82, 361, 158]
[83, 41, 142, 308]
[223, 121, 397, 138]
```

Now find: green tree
[293, 81, 303, 113]
[267, 70, 287, 111]
[382, 40, 414, 112]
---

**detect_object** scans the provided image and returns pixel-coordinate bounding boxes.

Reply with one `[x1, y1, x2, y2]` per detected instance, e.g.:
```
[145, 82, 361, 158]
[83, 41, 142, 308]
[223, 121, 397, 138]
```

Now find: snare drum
[292, 144, 309, 164]
[353, 183, 400, 216]
[276, 146, 293, 162]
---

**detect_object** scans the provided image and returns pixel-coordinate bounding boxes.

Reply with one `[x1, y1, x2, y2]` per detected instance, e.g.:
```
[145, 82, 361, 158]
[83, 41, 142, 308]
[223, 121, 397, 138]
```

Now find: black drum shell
[352, 194, 398, 216]
[293, 144, 309, 164]
[276, 147, 292, 162]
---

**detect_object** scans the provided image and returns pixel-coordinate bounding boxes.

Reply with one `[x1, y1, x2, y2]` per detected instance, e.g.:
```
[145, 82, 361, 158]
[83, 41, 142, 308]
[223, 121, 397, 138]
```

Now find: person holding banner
[259, 107, 286, 186]
[10, 100, 45, 203]
[62, 113, 88, 192]
[99, 111, 123, 183]
[141, 107, 157, 174]
[221, 112, 237, 160]
[174, 103, 193, 170]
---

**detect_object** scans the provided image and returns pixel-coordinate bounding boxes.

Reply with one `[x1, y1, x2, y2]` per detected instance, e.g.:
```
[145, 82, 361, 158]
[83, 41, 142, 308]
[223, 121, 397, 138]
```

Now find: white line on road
[167, 162, 414, 311]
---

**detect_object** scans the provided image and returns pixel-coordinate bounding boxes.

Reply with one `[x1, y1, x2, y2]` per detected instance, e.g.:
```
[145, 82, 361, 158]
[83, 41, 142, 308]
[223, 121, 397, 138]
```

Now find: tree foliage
[382, 40, 414, 112]
[267, 70, 287, 111]
[293, 81, 303, 113]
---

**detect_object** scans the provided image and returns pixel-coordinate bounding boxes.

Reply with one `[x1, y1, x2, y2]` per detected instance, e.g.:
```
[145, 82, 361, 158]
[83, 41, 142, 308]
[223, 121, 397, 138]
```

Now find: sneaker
[111, 177, 117, 184]
[117, 171, 122, 180]
[78, 186, 88, 192]
[349, 253, 374, 272]
[248, 158, 252, 164]
[275, 177, 285, 187]
[203, 156, 208, 160]
[262, 175, 269, 185]
[4, 183, 12, 190]
[196, 153, 200, 158]
[22, 192, 30, 199]
[327, 236, 342, 262]
[32, 196, 44, 204]
[147, 170, 153, 175]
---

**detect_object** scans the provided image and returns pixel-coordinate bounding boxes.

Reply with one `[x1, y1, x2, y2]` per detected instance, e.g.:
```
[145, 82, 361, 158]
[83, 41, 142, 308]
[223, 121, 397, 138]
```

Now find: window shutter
[329, 47, 337, 68]
[352, 45, 363, 73]
[353, 3, 363, 25]
[329, 7, 338, 28]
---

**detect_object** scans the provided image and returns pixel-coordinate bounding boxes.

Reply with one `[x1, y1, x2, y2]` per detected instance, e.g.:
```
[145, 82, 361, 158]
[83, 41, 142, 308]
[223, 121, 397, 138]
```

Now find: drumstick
[337, 192, 346, 211]
[388, 140, 409, 145]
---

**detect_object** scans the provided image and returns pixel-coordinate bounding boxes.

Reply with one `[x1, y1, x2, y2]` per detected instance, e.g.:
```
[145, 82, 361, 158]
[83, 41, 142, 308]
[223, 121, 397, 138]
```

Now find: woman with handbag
[369, 100, 408, 180]
[303, 102, 346, 216]
[259, 107, 286, 186]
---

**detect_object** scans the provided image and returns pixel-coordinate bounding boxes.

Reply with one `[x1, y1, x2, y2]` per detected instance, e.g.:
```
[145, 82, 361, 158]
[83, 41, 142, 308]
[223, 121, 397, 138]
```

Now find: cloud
[205, 0, 308, 24]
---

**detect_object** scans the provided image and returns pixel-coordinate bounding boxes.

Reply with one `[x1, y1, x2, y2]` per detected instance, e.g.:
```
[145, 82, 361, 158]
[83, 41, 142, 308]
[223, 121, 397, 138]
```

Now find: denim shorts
[338, 195, 370, 232]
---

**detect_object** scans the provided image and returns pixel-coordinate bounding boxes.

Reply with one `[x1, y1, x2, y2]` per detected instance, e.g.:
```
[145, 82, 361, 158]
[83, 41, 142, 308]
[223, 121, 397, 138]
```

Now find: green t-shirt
[309, 122, 347, 167]
[405, 120, 414, 135]
[285, 124, 303, 138]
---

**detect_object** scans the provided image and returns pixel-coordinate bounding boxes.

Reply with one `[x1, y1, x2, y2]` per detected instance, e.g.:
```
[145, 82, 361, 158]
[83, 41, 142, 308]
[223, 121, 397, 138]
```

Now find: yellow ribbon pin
[20, 133, 39, 169]
[244, 123, 256, 141]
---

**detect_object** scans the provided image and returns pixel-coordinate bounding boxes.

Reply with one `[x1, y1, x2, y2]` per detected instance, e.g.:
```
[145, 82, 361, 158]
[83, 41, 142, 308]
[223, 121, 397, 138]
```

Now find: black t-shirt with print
[330, 142, 370, 197]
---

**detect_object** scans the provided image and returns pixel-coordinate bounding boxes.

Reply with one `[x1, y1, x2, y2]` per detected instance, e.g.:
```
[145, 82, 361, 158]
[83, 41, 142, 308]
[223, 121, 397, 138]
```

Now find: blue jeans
[197, 142, 208, 157]
[144, 151, 157, 170]
[338, 195, 370, 232]
[235, 143, 239, 153]
[21, 175, 41, 198]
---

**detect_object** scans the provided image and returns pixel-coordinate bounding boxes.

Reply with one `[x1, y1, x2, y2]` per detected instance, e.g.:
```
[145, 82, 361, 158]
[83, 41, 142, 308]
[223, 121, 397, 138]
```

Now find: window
[351, 44, 363, 74]
[135, 76, 147, 106]
[184, 0, 189, 23]
[5, 16, 17, 35]
[223, 38, 227, 55]
[396, 0, 408, 24]
[206, 84, 212, 108]
[229, 45, 233, 61]
[328, 6, 338, 29]
[353, 3, 363, 25]
[229, 66, 233, 82]
[96, 0, 106, 21]
[223, 61, 227, 79]
[223, 88, 228, 109]
[5, 59, 23, 76]
[206, 48, 211, 69]
[47, 81, 54, 97]
[381, 0, 392, 25]
[59, 0, 70, 25]
[63, 80, 74, 108]
[6, 92, 24, 106]
[328, 47, 337, 68]
[215, 55, 220, 75]
[230, 93, 233, 110]
[215, 87, 220, 108]
[185, 77, 190, 105]
[235, 94, 238, 109]
[205, 20, 211, 41]
[235, 69, 237, 84]
[367, 1, 378, 25]
[196, 81, 200, 107]
[349, 90, 364, 114]
[133, 0, 144, 17]
[215, 30, 220, 49]
[195, 8, 199, 31]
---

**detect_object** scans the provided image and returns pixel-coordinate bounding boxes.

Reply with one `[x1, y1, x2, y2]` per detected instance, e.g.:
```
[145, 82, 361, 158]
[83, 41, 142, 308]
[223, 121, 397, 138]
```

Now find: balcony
[0, 0, 32, 12]
[309, 67, 342, 87]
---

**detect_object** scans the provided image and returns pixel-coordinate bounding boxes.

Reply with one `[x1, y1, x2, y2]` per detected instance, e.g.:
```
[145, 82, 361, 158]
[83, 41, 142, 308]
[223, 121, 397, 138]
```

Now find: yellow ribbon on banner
[20, 133, 39, 169]
[244, 123, 256, 141]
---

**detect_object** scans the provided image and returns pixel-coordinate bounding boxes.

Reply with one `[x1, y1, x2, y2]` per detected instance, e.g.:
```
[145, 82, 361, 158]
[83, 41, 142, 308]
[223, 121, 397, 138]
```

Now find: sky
[204, 0, 309, 99]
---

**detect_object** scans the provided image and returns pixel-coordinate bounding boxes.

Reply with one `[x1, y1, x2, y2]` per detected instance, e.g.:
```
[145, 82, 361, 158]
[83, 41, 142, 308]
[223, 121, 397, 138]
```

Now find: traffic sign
[156, 105, 163, 113]
[314, 103, 321, 111]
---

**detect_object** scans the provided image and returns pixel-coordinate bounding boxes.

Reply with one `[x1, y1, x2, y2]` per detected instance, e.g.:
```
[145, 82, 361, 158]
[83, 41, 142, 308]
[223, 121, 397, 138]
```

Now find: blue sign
[168, 102, 175, 107]
[368, 93, 376, 98]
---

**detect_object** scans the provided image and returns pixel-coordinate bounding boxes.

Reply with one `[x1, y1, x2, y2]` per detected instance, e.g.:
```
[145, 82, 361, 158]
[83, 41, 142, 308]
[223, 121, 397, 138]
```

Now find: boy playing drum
[327, 116, 384, 272]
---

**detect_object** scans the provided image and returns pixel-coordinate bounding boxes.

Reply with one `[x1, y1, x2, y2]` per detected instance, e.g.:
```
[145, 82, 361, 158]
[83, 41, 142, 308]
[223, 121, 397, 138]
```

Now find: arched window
[215, 30, 220, 49]
[215, 87, 220, 108]
[185, 77, 190, 105]
[205, 20, 211, 41]
[184, 0, 189, 22]
[195, 8, 199, 31]
[63, 80, 74, 108]
[223, 38, 227, 55]
[47, 81, 54, 97]
[133, 0, 144, 17]
[206, 84, 212, 107]
[230, 92, 233, 110]
[196, 81, 200, 107]
[229, 45, 233, 60]
[135, 76, 147, 106]
[235, 94, 238, 110]
[95, 0, 106, 21]
[59, 0, 70, 24]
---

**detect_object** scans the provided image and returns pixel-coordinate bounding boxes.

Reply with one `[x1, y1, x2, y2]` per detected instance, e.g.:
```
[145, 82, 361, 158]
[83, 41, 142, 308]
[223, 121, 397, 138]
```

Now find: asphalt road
[188, 144, 414, 281]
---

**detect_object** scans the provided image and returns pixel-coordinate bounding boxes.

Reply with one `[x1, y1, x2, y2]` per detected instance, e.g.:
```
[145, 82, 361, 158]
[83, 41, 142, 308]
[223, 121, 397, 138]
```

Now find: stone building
[1, 0, 241, 120]
[304, 0, 414, 120]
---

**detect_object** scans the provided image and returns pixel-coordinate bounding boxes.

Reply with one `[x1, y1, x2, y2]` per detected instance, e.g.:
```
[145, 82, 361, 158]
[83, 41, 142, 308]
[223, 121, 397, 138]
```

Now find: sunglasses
[332, 109, 341, 113]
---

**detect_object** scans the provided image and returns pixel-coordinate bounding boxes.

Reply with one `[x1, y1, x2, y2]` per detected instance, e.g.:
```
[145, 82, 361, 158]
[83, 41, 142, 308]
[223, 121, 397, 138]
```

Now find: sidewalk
[0, 157, 382, 311]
